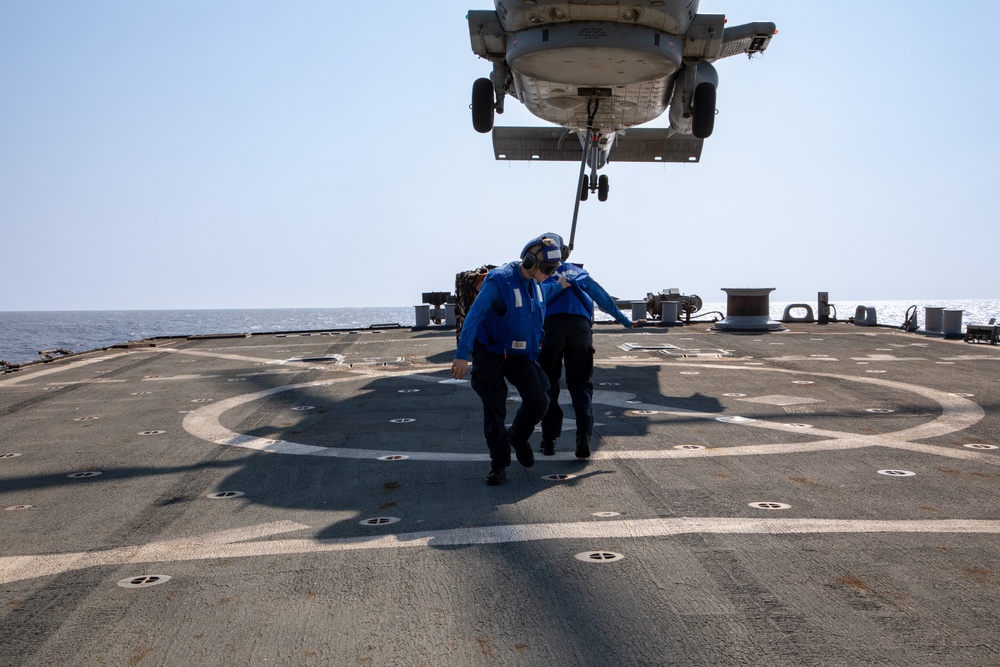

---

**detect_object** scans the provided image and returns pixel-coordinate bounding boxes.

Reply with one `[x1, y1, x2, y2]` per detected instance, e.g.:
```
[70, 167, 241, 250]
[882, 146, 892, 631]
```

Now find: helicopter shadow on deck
[206, 361, 723, 541]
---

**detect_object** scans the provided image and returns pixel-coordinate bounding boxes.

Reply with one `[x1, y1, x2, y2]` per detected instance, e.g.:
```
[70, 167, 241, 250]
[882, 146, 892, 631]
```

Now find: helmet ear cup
[521, 244, 541, 271]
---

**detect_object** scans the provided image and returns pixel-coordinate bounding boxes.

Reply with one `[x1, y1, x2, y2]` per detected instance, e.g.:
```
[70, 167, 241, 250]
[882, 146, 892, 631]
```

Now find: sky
[2, 1, 999, 311]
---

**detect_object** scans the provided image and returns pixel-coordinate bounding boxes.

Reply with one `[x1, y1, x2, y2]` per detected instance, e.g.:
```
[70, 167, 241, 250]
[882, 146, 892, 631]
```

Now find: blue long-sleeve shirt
[575, 273, 633, 327]
[455, 273, 564, 361]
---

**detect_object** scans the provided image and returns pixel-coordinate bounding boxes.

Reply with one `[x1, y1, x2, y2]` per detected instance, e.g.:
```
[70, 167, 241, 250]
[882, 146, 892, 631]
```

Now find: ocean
[1, 299, 998, 367]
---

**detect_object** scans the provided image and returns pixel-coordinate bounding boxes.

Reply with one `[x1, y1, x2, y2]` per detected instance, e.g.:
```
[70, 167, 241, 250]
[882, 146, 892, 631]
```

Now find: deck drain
[228, 378, 247, 382]
[291, 406, 316, 411]
[716, 416, 757, 424]
[749, 502, 791, 510]
[378, 454, 410, 461]
[878, 469, 916, 477]
[674, 444, 705, 450]
[679, 371, 701, 375]
[118, 574, 171, 588]
[390, 418, 415, 423]
[599, 382, 620, 386]
[68, 471, 103, 478]
[207, 491, 245, 499]
[73, 416, 100, 421]
[723, 393, 747, 397]
[5, 505, 32, 511]
[592, 511, 620, 517]
[575, 551, 624, 563]
[543, 473, 578, 482]
[360, 516, 400, 526]
[963, 444, 998, 450]
[866, 408, 895, 414]
[785, 423, 813, 429]
[139, 430, 165, 436]
[1, 453, 22, 459]
[792, 381, 815, 385]
[191, 398, 213, 403]
[397, 389, 420, 393]
[865, 370, 887, 374]
[130, 391, 152, 396]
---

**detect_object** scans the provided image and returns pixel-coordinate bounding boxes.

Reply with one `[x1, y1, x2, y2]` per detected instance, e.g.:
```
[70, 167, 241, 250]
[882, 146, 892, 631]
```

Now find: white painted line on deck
[3, 517, 1000, 586]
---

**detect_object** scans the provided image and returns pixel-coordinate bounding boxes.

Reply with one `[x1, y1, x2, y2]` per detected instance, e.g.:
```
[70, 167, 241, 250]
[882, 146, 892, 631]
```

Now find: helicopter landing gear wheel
[471, 78, 495, 134]
[598, 174, 609, 202]
[692, 81, 716, 139]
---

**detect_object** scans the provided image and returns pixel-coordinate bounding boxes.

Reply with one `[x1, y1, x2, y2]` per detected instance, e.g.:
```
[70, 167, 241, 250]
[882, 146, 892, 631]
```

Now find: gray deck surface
[2, 321, 999, 666]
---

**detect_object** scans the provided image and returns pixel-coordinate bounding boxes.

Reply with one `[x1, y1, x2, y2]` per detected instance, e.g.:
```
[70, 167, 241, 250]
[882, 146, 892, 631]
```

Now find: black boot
[575, 432, 591, 459]
[539, 438, 555, 456]
[486, 466, 507, 486]
[508, 426, 535, 468]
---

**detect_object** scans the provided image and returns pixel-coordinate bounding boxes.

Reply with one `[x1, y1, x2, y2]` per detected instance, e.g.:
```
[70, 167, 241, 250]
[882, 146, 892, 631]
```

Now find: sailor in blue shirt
[537, 233, 643, 458]
[451, 235, 569, 485]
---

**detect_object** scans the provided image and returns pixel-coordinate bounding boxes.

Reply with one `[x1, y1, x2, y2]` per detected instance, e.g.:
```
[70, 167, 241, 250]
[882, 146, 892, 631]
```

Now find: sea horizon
[2, 299, 998, 367]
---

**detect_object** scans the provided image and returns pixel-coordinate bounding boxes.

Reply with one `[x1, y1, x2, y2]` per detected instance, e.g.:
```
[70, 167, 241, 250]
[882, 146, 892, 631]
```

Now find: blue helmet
[520, 235, 563, 276]
[542, 232, 570, 261]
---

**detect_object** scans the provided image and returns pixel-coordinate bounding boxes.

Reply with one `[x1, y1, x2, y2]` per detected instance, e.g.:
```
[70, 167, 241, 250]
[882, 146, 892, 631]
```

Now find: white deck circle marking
[575, 551, 624, 562]
[878, 469, 916, 477]
[361, 517, 401, 526]
[180, 366, 990, 466]
[118, 574, 171, 588]
[749, 502, 791, 510]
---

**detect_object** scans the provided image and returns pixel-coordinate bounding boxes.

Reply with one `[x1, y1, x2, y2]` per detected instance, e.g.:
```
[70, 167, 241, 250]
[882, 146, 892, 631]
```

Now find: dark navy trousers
[538, 313, 595, 441]
[470, 342, 550, 468]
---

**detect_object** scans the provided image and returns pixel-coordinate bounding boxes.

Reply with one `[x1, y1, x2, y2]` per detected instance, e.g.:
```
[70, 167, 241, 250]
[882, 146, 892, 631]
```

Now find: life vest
[545, 263, 594, 321]
[476, 261, 546, 359]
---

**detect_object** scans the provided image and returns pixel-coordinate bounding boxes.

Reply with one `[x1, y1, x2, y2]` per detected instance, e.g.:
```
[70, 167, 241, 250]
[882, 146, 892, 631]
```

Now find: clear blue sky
[3, 1, 998, 310]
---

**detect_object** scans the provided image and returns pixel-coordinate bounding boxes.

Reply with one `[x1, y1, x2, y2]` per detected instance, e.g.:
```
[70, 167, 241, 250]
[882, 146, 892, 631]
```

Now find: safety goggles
[538, 263, 559, 276]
